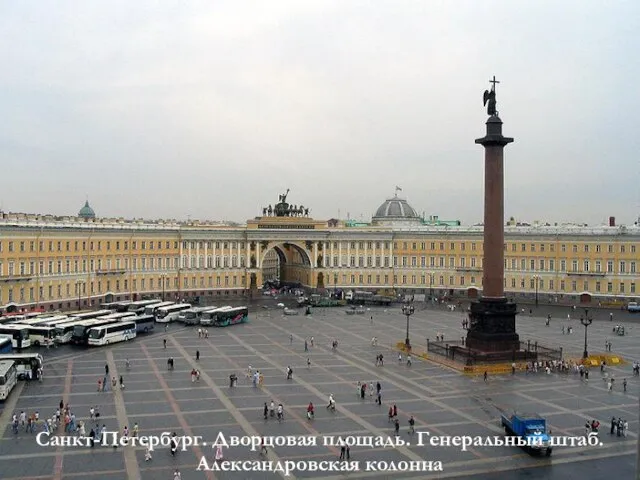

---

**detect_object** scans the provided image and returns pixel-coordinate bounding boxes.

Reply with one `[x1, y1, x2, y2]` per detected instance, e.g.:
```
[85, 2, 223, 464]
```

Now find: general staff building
[0, 195, 638, 313]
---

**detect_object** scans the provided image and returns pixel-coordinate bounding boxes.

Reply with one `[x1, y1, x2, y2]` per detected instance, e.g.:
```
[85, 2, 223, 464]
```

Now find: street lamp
[580, 308, 593, 359]
[161, 274, 166, 301]
[75, 280, 84, 309]
[334, 273, 338, 298]
[402, 302, 415, 350]
[429, 273, 434, 299]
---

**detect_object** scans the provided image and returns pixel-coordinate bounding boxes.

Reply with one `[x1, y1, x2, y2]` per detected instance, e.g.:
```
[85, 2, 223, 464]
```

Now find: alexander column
[466, 77, 520, 352]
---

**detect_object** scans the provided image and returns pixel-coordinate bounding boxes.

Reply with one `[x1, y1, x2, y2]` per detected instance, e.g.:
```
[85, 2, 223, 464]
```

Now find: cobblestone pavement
[0, 304, 637, 479]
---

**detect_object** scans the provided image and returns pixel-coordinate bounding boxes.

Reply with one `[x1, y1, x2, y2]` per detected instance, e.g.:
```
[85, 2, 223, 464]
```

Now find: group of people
[98, 364, 125, 391]
[190, 368, 201, 382]
[611, 417, 628, 437]
[397, 353, 412, 366]
[197, 328, 210, 338]
[263, 401, 284, 421]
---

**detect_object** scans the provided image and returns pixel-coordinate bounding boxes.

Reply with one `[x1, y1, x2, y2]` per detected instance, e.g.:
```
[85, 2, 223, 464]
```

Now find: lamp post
[75, 279, 84, 309]
[533, 275, 540, 307]
[429, 273, 434, 299]
[402, 302, 415, 349]
[161, 274, 166, 301]
[334, 273, 338, 298]
[580, 308, 593, 359]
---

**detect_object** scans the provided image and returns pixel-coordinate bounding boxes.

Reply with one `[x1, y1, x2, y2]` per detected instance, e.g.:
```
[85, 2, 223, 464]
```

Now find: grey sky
[1, 1, 638, 225]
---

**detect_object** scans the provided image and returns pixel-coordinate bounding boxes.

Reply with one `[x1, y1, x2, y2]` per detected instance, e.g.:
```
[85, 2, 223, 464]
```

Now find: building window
[560, 281, 565, 291]
[620, 283, 625, 293]
[631, 283, 636, 294]
[620, 261, 626, 274]
[584, 260, 590, 272]
[607, 282, 613, 293]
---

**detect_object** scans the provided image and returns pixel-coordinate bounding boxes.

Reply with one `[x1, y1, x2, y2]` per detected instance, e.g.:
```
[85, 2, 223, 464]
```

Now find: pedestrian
[173, 469, 181, 480]
[304, 340, 308, 352]
[289, 334, 293, 345]
[163, 339, 167, 349]
[307, 357, 311, 369]
[145, 446, 152, 461]
[338, 437, 346, 460]
[119, 376, 124, 389]
[623, 378, 627, 392]
[408, 415, 415, 435]
[104, 365, 109, 376]
[170, 433, 178, 456]
[394, 418, 400, 435]
[388, 406, 394, 422]
[483, 371, 488, 382]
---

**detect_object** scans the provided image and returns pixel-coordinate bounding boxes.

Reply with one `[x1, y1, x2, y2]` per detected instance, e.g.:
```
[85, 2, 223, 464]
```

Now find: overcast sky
[1, 1, 638, 225]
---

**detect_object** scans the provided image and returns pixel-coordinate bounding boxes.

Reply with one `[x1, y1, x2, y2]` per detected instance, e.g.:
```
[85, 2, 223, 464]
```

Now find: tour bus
[127, 299, 163, 314]
[155, 304, 192, 323]
[132, 315, 155, 334]
[69, 310, 113, 321]
[0, 353, 44, 380]
[53, 318, 98, 344]
[22, 315, 71, 328]
[211, 307, 249, 327]
[70, 317, 129, 345]
[0, 314, 28, 325]
[143, 301, 175, 316]
[0, 336, 12, 354]
[22, 325, 57, 347]
[0, 360, 18, 400]
[87, 321, 137, 346]
[99, 301, 132, 313]
[200, 306, 229, 326]
[177, 307, 211, 325]
[0, 325, 31, 349]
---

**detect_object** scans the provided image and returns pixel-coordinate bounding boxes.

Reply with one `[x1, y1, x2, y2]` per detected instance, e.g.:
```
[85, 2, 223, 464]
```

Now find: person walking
[196, 350, 200, 361]
[163, 339, 167, 349]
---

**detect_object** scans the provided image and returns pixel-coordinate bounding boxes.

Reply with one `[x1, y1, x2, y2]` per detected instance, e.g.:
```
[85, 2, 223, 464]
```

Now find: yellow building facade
[0, 197, 638, 312]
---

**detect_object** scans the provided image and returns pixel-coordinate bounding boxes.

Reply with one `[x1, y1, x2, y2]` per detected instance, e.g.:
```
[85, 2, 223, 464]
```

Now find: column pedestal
[466, 298, 520, 352]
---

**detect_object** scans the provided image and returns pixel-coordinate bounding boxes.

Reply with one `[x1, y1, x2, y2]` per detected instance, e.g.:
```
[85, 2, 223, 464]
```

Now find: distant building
[0, 192, 637, 312]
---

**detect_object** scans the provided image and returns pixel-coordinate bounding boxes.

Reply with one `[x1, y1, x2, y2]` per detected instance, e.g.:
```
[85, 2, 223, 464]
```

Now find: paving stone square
[1, 305, 639, 479]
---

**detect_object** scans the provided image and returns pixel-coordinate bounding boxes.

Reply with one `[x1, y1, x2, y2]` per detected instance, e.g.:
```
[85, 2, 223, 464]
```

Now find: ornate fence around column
[426, 339, 562, 365]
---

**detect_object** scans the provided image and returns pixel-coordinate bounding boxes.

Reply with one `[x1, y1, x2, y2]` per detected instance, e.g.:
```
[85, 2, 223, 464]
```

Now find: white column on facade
[313, 242, 318, 268]
[212, 241, 216, 269]
[323, 242, 327, 267]
[256, 242, 261, 268]
[347, 242, 351, 267]
[372, 241, 376, 268]
[355, 242, 359, 268]
[196, 241, 200, 269]
[330, 241, 335, 267]
[388, 241, 393, 268]
[236, 241, 241, 269]
[179, 240, 184, 269]
[338, 242, 342, 267]
[246, 241, 250, 268]
[187, 242, 192, 269]
[204, 241, 208, 269]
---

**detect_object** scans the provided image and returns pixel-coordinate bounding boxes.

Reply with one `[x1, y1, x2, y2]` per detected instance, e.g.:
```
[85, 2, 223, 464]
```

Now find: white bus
[177, 307, 211, 325]
[155, 304, 191, 323]
[0, 325, 31, 349]
[0, 360, 18, 400]
[0, 353, 43, 380]
[87, 321, 137, 346]
[200, 306, 230, 326]
[70, 317, 127, 345]
[25, 315, 71, 327]
[54, 318, 96, 344]
[23, 325, 57, 347]
[100, 301, 132, 312]
[143, 301, 175, 316]
[127, 299, 163, 314]
[69, 310, 114, 321]
[132, 315, 155, 334]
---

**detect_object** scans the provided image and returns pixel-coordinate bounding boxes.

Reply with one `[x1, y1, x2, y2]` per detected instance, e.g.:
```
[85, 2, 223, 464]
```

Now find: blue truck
[501, 412, 553, 456]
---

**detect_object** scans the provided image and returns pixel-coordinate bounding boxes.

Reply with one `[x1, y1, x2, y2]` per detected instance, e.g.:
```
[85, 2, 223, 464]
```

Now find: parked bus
[18, 315, 71, 328]
[0, 314, 28, 325]
[70, 317, 127, 345]
[211, 307, 249, 327]
[99, 301, 132, 313]
[200, 306, 229, 326]
[87, 321, 137, 346]
[0, 353, 43, 380]
[127, 299, 163, 314]
[132, 315, 155, 334]
[0, 325, 31, 349]
[0, 336, 12, 354]
[22, 325, 57, 347]
[155, 304, 191, 323]
[143, 301, 175, 316]
[177, 307, 211, 325]
[54, 318, 97, 344]
[0, 360, 18, 400]
[69, 310, 113, 321]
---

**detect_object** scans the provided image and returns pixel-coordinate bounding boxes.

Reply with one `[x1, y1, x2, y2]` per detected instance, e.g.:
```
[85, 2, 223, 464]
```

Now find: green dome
[78, 200, 96, 219]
